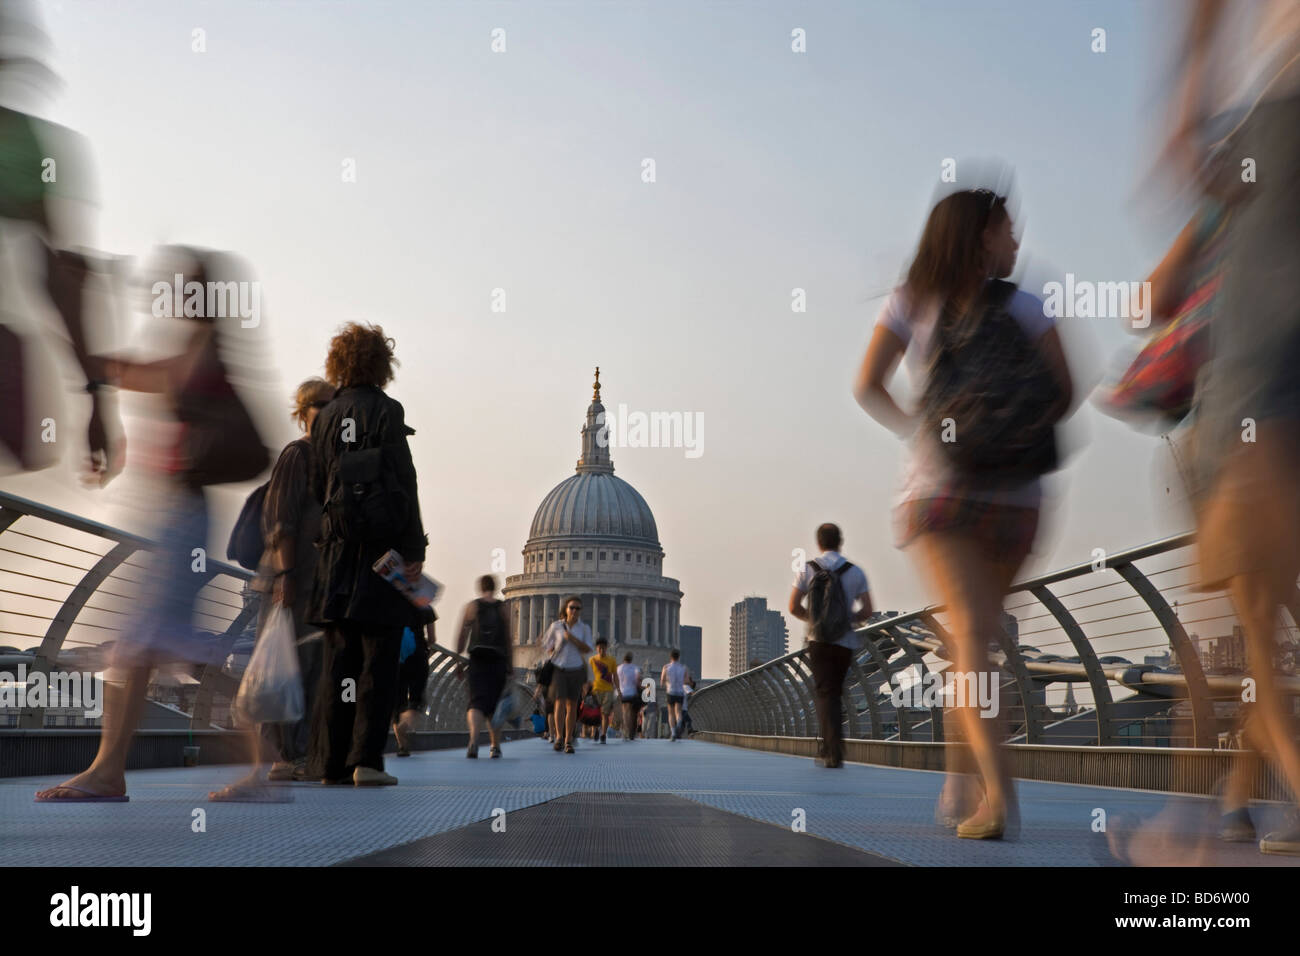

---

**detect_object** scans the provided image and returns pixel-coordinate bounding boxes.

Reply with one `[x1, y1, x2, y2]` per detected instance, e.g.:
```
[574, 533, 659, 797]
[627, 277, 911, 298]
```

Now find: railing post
[19, 541, 138, 729]
[191, 591, 260, 730]
[859, 628, 912, 739]
[1114, 562, 1217, 748]
[785, 655, 819, 736]
[924, 612, 1044, 744]
[887, 624, 946, 741]
[1029, 584, 1118, 746]
[758, 669, 793, 735]
[847, 655, 882, 739]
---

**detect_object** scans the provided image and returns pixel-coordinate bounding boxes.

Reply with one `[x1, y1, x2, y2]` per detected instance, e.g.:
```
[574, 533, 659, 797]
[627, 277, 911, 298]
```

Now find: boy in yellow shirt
[588, 638, 618, 744]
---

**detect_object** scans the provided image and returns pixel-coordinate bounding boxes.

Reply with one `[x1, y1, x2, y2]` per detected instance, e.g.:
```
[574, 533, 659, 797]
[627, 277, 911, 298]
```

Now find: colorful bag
[1098, 204, 1227, 427]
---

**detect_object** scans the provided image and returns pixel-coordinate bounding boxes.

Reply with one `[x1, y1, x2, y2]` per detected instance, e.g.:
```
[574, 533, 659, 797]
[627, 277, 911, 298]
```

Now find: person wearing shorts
[588, 637, 618, 743]
[541, 596, 591, 753]
[456, 575, 512, 759]
[660, 650, 692, 742]
[616, 652, 642, 741]
[1164, 0, 1300, 857]
[392, 606, 435, 757]
[854, 186, 1073, 839]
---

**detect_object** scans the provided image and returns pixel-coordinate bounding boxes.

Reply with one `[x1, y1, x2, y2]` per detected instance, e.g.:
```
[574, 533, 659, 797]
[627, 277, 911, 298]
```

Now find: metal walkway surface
[4, 737, 1298, 867]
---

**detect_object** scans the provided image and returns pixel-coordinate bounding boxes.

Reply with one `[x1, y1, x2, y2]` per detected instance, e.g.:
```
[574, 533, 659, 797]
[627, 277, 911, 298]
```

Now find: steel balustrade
[7, 491, 1299, 758]
[0, 491, 530, 734]
[693, 532, 1300, 755]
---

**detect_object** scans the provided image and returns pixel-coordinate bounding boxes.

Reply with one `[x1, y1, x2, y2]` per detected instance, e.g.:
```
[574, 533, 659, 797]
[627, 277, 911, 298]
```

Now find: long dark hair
[905, 188, 1008, 318]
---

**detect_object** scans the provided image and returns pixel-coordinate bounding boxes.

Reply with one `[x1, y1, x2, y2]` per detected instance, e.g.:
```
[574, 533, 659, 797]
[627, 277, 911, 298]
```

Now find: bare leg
[914, 533, 1013, 830]
[467, 708, 486, 750]
[1232, 572, 1300, 807]
[563, 700, 577, 745]
[37, 664, 152, 798]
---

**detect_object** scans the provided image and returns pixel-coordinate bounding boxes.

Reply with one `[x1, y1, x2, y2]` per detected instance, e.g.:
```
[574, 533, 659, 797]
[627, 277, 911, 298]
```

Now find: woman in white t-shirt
[853, 187, 1073, 841]
[616, 653, 643, 741]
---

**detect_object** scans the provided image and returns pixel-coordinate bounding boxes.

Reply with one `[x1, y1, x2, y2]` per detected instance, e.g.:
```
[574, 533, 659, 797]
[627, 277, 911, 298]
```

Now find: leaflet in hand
[372, 549, 442, 608]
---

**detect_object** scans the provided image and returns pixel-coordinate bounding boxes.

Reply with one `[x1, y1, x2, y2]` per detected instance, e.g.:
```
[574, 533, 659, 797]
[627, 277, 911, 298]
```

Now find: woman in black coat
[306, 322, 426, 786]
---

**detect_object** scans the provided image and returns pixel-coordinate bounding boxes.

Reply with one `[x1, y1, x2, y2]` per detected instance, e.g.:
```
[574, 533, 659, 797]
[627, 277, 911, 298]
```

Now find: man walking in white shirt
[660, 650, 692, 742]
[616, 652, 642, 741]
[790, 523, 873, 768]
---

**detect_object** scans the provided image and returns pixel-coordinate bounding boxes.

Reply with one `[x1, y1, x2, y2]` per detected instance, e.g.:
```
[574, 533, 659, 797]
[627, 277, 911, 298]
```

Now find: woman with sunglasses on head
[853, 186, 1073, 839]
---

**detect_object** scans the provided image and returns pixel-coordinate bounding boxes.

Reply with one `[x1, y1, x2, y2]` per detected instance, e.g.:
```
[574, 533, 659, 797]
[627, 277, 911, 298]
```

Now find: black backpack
[326, 408, 410, 544]
[226, 481, 269, 570]
[467, 599, 507, 655]
[921, 279, 1062, 482]
[807, 559, 855, 642]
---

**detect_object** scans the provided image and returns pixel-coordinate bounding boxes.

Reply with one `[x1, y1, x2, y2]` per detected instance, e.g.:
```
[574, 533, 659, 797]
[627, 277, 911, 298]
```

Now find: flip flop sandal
[208, 783, 294, 803]
[35, 785, 129, 803]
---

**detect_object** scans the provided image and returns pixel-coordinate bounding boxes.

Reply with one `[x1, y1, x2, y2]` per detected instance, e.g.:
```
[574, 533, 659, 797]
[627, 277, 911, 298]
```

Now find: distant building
[728, 597, 788, 676]
[502, 370, 683, 682]
[1144, 650, 1174, 670]
[677, 625, 702, 679]
[1199, 626, 1247, 674]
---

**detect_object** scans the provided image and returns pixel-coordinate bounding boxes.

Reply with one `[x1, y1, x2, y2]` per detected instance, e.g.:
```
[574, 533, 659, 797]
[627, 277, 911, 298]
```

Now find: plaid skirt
[895, 493, 1040, 562]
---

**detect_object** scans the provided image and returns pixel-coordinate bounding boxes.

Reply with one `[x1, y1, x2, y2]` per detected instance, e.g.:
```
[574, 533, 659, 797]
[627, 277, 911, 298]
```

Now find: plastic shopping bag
[490, 683, 526, 730]
[233, 606, 304, 726]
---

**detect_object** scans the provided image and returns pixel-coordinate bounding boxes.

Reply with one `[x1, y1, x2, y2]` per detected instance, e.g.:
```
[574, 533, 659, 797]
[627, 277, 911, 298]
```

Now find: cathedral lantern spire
[577, 365, 613, 474]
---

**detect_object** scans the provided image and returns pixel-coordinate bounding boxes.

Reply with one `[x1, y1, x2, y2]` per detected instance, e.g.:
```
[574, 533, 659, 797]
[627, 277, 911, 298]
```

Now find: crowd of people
[8, 0, 1300, 860]
[22, 305, 697, 799]
[531, 604, 697, 752]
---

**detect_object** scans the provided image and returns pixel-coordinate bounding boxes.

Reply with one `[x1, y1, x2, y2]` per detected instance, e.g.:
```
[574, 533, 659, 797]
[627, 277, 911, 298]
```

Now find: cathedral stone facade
[503, 370, 683, 680]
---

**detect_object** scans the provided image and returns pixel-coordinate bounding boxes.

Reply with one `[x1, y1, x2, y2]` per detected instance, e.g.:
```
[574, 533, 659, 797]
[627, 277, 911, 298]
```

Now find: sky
[0, 0, 1202, 679]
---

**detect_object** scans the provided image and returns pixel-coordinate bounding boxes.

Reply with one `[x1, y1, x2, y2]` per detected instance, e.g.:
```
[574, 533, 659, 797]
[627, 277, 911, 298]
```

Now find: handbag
[1097, 205, 1227, 427]
[174, 341, 269, 487]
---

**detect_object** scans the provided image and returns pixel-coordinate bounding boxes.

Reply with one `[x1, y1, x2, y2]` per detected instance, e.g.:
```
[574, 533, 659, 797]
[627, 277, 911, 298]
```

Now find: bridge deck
[4, 737, 1296, 867]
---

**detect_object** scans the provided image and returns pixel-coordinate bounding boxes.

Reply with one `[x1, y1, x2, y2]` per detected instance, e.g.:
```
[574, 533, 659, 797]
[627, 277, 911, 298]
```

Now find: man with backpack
[455, 574, 513, 758]
[789, 523, 873, 768]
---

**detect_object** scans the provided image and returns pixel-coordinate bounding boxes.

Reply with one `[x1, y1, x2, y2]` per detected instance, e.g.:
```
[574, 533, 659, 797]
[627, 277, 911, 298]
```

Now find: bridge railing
[1, 490, 532, 736]
[416, 642, 534, 732]
[0, 490, 255, 731]
[692, 533, 1300, 750]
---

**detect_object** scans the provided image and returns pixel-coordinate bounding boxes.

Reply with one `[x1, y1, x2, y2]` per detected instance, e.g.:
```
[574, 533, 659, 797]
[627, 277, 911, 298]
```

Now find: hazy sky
[0, 0, 1200, 678]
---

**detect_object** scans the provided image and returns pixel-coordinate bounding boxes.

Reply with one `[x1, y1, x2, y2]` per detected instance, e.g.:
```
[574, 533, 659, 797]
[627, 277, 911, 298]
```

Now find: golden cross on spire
[593, 366, 601, 402]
